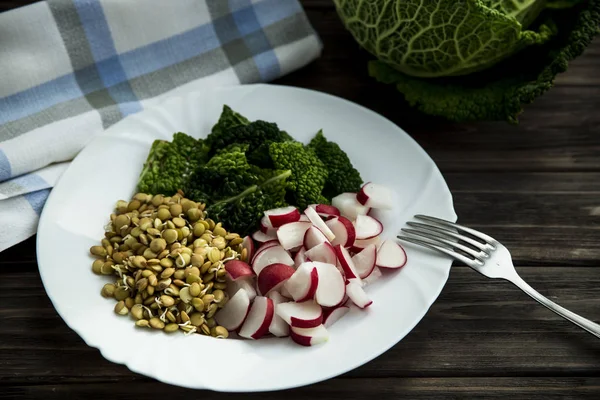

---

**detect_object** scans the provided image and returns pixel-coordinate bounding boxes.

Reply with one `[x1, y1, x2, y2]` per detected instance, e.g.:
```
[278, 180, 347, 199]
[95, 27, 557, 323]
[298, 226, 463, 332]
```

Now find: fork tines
[397, 215, 495, 265]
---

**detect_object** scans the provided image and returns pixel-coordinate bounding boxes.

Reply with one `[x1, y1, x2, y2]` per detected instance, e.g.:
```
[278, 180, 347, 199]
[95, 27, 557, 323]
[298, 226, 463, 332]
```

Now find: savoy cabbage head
[334, 0, 599, 122]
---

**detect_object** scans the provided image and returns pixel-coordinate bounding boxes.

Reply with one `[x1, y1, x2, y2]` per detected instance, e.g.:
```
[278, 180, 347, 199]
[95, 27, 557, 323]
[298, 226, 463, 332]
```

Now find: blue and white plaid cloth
[0, 0, 322, 253]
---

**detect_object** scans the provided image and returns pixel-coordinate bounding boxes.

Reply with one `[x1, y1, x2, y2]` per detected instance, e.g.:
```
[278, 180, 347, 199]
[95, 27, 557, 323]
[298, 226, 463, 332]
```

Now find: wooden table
[2, 1, 599, 398]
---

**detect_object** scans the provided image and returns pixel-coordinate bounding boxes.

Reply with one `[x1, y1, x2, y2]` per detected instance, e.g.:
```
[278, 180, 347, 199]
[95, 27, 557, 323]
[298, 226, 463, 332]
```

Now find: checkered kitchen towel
[0, 0, 322, 253]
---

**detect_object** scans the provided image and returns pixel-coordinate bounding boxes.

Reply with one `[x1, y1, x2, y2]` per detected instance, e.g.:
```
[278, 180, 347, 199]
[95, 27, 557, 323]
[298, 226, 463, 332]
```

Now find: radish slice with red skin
[241, 236, 254, 263]
[323, 305, 350, 328]
[251, 240, 279, 264]
[326, 216, 356, 248]
[305, 242, 336, 265]
[351, 244, 377, 279]
[277, 221, 312, 250]
[226, 278, 257, 302]
[257, 263, 295, 296]
[252, 230, 277, 244]
[284, 262, 318, 302]
[290, 325, 329, 346]
[268, 291, 290, 337]
[356, 182, 393, 209]
[215, 288, 251, 331]
[313, 261, 346, 308]
[331, 192, 370, 221]
[260, 216, 277, 235]
[252, 245, 294, 275]
[354, 215, 383, 240]
[275, 301, 323, 328]
[280, 285, 293, 299]
[346, 280, 372, 309]
[334, 244, 362, 283]
[303, 226, 329, 250]
[376, 239, 408, 269]
[362, 266, 383, 287]
[239, 296, 275, 339]
[304, 206, 335, 241]
[294, 247, 309, 267]
[350, 236, 381, 253]
[224, 260, 255, 281]
[308, 204, 340, 218]
[264, 206, 301, 227]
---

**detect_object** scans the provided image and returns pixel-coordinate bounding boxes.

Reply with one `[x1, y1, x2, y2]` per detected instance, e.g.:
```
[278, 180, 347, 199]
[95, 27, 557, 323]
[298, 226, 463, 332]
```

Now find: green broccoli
[206, 170, 292, 236]
[308, 130, 363, 198]
[269, 141, 328, 209]
[137, 132, 208, 195]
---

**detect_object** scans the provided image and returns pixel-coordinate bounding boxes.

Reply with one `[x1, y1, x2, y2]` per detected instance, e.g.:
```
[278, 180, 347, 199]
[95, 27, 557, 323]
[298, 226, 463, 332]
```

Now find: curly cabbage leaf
[368, 0, 600, 122]
[334, 0, 556, 78]
[308, 130, 363, 198]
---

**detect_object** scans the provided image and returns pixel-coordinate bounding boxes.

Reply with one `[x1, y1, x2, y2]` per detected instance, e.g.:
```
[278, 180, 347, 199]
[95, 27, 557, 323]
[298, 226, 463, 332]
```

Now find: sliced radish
[252, 245, 294, 275]
[308, 204, 340, 218]
[305, 242, 336, 265]
[331, 192, 370, 221]
[346, 280, 372, 309]
[326, 216, 356, 248]
[251, 240, 279, 264]
[264, 206, 301, 227]
[362, 266, 383, 287]
[290, 325, 329, 346]
[252, 230, 277, 244]
[304, 206, 335, 241]
[357, 182, 393, 209]
[284, 262, 319, 302]
[275, 301, 323, 328]
[351, 244, 377, 279]
[303, 226, 329, 250]
[313, 261, 346, 308]
[299, 214, 310, 222]
[257, 263, 295, 296]
[350, 236, 381, 253]
[323, 305, 350, 328]
[376, 239, 407, 269]
[277, 221, 312, 250]
[260, 215, 277, 235]
[214, 289, 251, 331]
[334, 244, 362, 283]
[294, 247, 310, 267]
[241, 236, 255, 263]
[224, 260, 255, 281]
[238, 296, 274, 339]
[226, 278, 257, 302]
[280, 285, 293, 299]
[268, 291, 290, 337]
[354, 215, 383, 240]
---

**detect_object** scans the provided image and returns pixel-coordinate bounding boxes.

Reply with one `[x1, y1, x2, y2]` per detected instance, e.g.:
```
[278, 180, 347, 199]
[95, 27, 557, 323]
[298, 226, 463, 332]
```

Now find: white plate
[36, 84, 456, 392]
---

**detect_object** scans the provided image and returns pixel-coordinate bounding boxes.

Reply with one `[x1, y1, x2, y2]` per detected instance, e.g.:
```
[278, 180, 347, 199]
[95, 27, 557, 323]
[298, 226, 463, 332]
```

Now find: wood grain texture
[1, 0, 600, 398]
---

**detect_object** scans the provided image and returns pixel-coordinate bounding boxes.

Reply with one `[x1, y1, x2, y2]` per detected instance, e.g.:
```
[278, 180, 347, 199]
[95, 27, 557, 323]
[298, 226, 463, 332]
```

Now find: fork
[397, 214, 600, 339]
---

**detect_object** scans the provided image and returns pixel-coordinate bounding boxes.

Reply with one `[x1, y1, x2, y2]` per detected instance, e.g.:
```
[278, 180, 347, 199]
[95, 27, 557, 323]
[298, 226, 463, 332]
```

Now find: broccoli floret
[206, 119, 294, 167]
[206, 170, 292, 236]
[137, 132, 208, 195]
[269, 141, 328, 209]
[308, 130, 363, 198]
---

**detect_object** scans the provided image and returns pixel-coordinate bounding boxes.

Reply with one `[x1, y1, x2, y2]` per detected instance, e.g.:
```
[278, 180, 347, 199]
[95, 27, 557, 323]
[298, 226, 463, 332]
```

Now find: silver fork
[397, 214, 600, 339]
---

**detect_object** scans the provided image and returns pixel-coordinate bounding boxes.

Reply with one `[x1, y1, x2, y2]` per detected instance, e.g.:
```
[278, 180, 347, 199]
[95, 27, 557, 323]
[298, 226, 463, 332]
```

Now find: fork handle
[510, 275, 600, 339]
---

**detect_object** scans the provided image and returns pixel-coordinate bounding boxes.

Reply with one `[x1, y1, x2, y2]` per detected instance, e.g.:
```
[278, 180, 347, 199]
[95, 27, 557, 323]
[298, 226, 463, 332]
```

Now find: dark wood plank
[1, 267, 599, 383]
[2, 378, 600, 400]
